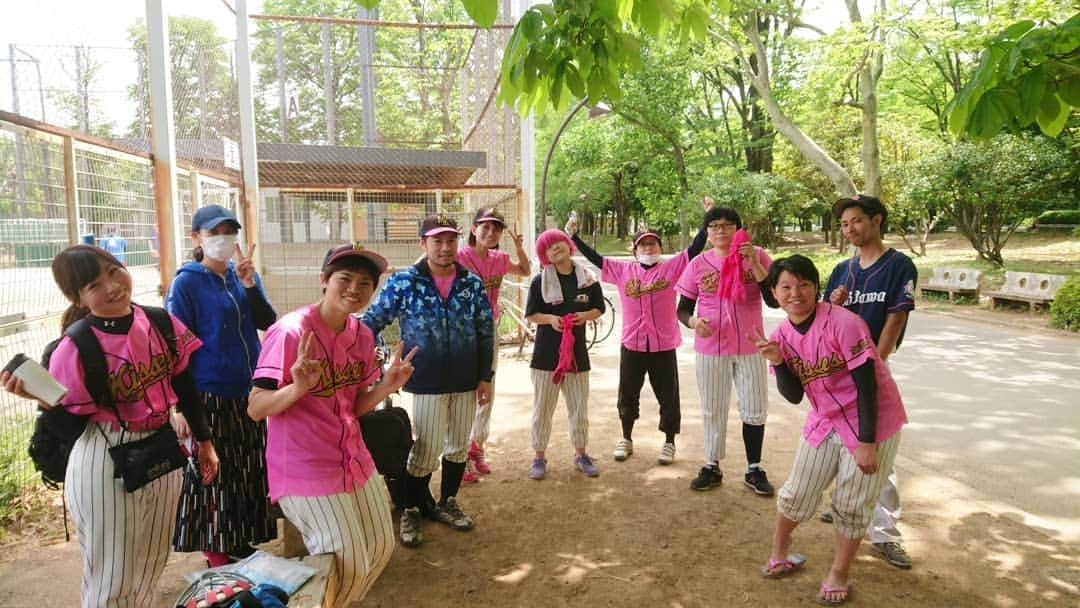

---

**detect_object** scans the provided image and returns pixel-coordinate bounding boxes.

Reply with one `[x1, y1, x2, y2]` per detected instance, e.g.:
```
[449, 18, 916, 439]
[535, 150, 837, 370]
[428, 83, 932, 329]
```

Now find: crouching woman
[248, 245, 416, 608]
[752, 254, 907, 606]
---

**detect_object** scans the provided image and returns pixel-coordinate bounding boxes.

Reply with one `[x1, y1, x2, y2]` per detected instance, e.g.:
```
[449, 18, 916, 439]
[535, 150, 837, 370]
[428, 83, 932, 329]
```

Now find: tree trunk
[734, 22, 857, 197]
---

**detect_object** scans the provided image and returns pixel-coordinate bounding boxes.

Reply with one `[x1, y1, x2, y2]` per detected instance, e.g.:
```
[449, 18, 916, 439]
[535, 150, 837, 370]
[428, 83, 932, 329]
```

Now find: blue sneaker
[574, 454, 599, 477]
[529, 457, 547, 480]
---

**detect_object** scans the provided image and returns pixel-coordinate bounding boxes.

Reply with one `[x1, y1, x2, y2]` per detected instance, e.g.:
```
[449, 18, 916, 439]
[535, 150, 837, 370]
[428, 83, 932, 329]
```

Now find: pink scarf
[552, 313, 578, 384]
[717, 229, 751, 301]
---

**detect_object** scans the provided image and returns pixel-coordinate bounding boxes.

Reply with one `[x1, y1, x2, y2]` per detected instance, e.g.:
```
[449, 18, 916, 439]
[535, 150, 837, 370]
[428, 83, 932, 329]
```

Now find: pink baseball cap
[632, 230, 662, 248]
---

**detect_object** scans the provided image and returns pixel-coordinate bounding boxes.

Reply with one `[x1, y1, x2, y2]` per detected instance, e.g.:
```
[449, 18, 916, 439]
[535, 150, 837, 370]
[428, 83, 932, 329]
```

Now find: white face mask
[637, 253, 662, 265]
[202, 234, 237, 262]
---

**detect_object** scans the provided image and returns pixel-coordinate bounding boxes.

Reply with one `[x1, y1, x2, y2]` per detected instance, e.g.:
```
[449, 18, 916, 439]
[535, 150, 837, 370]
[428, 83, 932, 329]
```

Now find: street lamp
[539, 99, 611, 229]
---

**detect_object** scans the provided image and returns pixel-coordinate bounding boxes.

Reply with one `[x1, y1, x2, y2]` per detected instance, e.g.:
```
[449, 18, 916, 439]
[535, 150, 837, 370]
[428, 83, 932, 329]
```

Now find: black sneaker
[744, 469, 774, 496]
[690, 465, 723, 491]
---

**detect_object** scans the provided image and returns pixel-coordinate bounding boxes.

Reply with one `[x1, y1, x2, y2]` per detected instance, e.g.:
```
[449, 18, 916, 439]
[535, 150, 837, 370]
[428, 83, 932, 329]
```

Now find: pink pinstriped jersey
[675, 247, 772, 356]
[253, 305, 381, 503]
[770, 302, 907, 453]
[602, 251, 689, 352]
[49, 306, 201, 429]
[458, 246, 511, 320]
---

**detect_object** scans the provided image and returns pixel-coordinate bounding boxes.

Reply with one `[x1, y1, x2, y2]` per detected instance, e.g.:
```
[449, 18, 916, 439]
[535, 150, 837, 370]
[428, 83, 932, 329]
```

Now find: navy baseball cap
[420, 214, 461, 237]
[192, 205, 241, 232]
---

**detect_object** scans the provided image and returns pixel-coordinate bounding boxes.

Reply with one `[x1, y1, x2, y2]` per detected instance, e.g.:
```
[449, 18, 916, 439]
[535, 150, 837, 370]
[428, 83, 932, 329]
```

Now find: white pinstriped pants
[469, 353, 499, 445]
[777, 431, 902, 539]
[406, 391, 477, 477]
[65, 423, 183, 608]
[531, 370, 590, 452]
[278, 477, 395, 608]
[694, 353, 768, 463]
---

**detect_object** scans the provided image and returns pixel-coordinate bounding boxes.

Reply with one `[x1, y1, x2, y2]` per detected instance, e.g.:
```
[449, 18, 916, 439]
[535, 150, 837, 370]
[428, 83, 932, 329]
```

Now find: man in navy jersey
[822, 194, 917, 570]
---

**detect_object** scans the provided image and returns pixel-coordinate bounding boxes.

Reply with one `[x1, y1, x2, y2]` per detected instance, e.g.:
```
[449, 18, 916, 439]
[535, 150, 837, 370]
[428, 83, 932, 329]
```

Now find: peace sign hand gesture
[507, 226, 522, 247]
[289, 331, 323, 393]
[382, 342, 418, 392]
[235, 242, 257, 288]
[748, 326, 783, 365]
[702, 196, 714, 212]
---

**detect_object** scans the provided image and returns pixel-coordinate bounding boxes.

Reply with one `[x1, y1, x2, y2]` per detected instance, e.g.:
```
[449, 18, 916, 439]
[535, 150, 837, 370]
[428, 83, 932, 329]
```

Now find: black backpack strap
[138, 305, 178, 359]
[64, 319, 113, 410]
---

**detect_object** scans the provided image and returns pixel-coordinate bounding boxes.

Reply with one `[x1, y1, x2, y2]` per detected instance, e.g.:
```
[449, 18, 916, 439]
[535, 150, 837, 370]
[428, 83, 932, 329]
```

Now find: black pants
[617, 347, 680, 434]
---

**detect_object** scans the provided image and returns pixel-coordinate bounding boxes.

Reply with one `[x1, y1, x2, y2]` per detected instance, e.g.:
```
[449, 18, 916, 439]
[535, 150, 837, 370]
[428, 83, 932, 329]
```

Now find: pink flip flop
[816, 582, 851, 605]
[761, 552, 807, 579]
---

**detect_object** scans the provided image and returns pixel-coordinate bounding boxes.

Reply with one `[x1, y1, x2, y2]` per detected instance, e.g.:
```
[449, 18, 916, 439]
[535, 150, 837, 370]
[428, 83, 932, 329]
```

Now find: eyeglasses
[707, 222, 737, 231]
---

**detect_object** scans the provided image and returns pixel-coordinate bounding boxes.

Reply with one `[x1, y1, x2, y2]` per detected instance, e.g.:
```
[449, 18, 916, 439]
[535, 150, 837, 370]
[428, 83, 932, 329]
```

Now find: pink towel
[552, 313, 578, 384]
[717, 229, 751, 301]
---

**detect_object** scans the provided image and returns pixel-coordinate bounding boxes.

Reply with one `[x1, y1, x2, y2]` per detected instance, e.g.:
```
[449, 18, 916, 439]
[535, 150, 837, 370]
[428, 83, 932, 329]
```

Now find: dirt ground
[1, 308, 1079, 607]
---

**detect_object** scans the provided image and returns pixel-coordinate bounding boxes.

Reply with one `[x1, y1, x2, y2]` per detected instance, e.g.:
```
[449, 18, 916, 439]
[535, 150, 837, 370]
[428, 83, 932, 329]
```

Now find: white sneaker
[613, 438, 633, 461]
[657, 442, 676, 465]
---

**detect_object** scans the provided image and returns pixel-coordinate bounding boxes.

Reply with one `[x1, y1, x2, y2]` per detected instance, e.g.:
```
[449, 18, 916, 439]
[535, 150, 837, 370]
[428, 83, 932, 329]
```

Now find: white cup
[3, 354, 68, 407]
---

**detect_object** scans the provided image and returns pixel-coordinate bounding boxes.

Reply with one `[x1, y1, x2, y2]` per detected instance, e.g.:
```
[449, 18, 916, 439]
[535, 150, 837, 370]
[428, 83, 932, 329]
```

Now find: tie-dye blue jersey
[362, 259, 495, 394]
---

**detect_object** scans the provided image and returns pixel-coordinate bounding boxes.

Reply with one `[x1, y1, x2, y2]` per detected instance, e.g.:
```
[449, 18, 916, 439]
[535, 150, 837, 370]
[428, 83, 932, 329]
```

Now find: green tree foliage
[897, 133, 1072, 266]
[699, 167, 807, 247]
[498, 0, 716, 115]
[949, 11, 1080, 138]
[1049, 276, 1080, 331]
[252, 0, 468, 147]
[127, 16, 236, 140]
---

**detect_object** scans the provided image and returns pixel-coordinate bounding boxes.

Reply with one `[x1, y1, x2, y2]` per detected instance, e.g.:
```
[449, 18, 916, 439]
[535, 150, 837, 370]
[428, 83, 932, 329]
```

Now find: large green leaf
[1016, 66, 1046, 124]
[1036, 92, 1068, 137]
[461, 0, 498, 28]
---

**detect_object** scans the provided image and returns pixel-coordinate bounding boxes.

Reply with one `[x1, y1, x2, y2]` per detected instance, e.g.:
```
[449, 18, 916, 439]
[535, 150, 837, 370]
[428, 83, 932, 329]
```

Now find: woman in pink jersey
[752, 254, 907, 606]
[456, 207, 531, 481]
[2, 245, 217, 608]
[248, 244, 416, 608]
[566, 197, 710, 465]
[675, 205, 774, 496]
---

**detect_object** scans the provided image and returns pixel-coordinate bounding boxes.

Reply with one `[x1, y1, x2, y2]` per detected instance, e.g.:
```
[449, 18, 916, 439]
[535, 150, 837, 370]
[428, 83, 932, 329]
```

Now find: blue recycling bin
[80, 233, 95, 245]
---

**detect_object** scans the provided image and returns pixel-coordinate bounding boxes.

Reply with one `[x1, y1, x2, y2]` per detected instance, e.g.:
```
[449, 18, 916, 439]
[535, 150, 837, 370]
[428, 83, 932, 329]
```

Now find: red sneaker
[469, 442, 491, 475]
[462, 459, 479, 484]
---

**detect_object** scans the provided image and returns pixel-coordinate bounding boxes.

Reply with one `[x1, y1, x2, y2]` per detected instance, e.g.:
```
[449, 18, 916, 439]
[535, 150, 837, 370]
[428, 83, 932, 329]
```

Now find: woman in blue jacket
[167, 205, 278, 567]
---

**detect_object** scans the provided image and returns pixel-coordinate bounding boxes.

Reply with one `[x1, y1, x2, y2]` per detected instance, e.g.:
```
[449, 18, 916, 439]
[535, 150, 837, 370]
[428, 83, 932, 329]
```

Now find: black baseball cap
[321, 243, 388, 276]
[192, 204, 241, 232]
[473, 207, 506, 227]
[420, 214, 461, 237]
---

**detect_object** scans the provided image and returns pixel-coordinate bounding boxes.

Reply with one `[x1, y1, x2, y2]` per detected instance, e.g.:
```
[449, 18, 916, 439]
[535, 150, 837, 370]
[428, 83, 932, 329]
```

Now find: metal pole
[322, 22, 335, 145]
[515, 0, 535, 254]
[539, 97, 587, 230]
[63, 136, 80, 245]
[356, 5, 379, 147]
[146, 0, 180, 294]
[197, 46, 207, 142]
[9, 45, 27, 216]
[236, 0, 262, 271]
[275, 27, 286, 142]
[75, 46, 89, 133]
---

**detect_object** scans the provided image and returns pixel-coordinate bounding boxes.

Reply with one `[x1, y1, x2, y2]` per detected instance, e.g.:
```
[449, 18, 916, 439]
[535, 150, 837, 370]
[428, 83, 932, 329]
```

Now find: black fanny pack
[106, 423, 186, 493]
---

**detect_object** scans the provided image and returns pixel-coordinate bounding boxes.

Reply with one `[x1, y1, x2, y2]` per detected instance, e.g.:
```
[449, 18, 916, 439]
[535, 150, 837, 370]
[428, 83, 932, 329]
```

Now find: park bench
[985, 271, 1068, 312]
[919, 267, 982, 302]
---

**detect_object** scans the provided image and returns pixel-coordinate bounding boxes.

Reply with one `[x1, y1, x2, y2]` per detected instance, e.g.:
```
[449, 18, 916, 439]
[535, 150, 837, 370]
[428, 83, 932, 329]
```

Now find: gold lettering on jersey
[108, 352, 172, 401]
[482, 275, 504, 291]
[786, 352, 846, 384]
[625, 277, 670, 298]
[849, 338, 871, 356]
[311, 359, 369, 397]
[699, 271, 719, 292]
